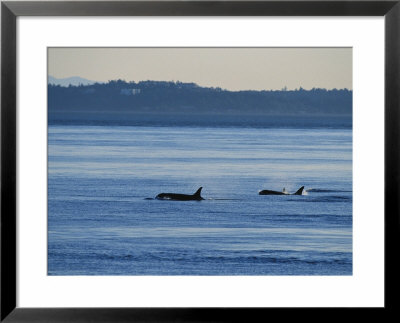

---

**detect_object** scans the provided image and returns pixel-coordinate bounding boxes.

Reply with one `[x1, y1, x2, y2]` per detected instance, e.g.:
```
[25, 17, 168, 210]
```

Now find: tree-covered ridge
[48, 79, 352, 117]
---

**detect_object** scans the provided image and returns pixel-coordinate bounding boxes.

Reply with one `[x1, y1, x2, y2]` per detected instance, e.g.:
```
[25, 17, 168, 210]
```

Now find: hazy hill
[48, 76, 100, 87]
[48, 80, 352, 127]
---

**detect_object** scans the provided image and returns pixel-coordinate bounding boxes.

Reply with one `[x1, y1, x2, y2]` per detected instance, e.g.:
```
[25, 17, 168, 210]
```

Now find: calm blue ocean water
[48, 124, 352, 275]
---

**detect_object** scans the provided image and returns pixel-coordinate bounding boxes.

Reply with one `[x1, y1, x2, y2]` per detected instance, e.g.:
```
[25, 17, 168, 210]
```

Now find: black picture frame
[1, 1, 399, 321]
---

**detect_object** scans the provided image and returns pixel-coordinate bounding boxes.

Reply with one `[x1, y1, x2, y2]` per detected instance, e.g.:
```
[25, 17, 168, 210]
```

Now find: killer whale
[156, 187, 204, 201]
[259, 186, 305, 196]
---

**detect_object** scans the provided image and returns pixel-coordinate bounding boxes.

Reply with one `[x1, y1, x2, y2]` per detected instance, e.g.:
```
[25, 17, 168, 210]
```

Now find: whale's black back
[259, 186, 304, 196]
[156, 187, 204, 201]
[258, 189, 285, 195]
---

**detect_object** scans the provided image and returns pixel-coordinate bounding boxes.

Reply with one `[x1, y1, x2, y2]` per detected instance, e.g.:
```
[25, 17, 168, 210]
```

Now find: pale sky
[48, 47, 352, 91]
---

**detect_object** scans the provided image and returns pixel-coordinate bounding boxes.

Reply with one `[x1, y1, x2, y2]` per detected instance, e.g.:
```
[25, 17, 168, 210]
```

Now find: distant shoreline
[48, 114, 352, 129]
[48, 81, 352, 122]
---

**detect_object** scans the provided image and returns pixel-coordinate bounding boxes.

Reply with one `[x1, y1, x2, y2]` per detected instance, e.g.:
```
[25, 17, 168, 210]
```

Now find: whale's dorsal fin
[294, 186, 305, 195]
[193, 187, 203, 198]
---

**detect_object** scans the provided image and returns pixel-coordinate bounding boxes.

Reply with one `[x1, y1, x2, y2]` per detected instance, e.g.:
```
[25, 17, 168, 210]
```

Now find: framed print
[1, 1, 399, 321]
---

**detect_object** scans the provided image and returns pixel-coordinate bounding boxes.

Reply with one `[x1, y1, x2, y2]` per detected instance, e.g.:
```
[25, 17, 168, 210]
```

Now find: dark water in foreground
[48, 125, 352, 275]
